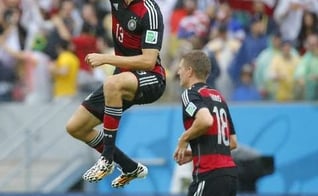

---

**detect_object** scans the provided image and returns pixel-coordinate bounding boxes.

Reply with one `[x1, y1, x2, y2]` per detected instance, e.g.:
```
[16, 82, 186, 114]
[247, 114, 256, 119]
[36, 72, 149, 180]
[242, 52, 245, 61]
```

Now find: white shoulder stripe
[144, 0, 158, 29]
[146, 0, 158, 29]
[181, 90, 189, 106]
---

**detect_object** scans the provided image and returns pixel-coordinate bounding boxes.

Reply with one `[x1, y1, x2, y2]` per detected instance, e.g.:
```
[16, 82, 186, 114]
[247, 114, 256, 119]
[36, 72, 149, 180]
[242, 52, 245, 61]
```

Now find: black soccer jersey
[181, 82, 236, 179]
[110, 0, 165, 78]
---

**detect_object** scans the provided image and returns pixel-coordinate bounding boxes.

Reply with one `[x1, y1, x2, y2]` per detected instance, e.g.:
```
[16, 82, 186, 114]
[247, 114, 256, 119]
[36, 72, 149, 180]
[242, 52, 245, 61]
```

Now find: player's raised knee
[65, 118, 80, 138]
[103, 76, 122, 92]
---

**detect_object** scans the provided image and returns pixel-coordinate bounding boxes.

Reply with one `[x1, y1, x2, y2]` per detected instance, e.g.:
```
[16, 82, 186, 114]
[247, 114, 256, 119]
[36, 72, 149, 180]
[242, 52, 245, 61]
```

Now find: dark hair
[81, 23, 92, 34]
[182, 50, 211, 79]
[3, 8, 20, 24]
[297, 11, 318, 50]
[58, 39, 70, 50]
[4, 9, 14, 23]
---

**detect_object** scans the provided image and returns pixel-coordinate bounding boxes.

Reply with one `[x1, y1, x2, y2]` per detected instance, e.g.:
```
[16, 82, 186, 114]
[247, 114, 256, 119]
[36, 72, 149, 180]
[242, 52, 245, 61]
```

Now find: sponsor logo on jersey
[145, 30, 158, 44]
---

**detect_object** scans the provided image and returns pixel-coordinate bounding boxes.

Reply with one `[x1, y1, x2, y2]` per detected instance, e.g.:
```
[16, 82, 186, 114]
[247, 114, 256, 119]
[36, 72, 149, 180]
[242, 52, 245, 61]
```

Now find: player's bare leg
[66, 104, 144, 183]
[66, 105, 101, 143]
[66, 106, 114, 182]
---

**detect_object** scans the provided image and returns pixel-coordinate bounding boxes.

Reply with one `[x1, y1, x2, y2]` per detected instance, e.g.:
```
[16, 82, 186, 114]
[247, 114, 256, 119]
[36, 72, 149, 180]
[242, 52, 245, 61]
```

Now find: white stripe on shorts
[194, 180, 205, 196]
[139, 75, 158, 86]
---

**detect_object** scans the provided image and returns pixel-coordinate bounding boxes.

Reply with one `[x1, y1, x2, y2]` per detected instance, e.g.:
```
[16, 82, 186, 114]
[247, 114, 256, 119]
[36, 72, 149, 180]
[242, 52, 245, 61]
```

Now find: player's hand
[174, 150, 192, 165]
[85, 53, 106, 68]
[173, 139, 190, 165]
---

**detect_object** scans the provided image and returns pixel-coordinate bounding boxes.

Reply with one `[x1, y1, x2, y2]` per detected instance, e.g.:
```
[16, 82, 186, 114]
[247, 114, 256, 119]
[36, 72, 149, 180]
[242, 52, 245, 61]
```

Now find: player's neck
[188, 79, 205, 88]
[124, 0, 134, 5]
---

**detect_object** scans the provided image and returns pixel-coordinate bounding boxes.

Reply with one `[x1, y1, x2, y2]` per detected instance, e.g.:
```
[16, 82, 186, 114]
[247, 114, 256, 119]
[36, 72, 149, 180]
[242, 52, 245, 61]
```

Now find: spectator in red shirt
[72, 23, 98, 73]
[72, 23, 99, 93]
[170, 0, 197, 35]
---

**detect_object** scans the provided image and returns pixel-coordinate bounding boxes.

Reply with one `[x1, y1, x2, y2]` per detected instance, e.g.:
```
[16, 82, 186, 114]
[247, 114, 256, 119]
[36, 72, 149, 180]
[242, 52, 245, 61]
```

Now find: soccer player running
[66, 0, 166, 187]
[174, 50, 238, 196]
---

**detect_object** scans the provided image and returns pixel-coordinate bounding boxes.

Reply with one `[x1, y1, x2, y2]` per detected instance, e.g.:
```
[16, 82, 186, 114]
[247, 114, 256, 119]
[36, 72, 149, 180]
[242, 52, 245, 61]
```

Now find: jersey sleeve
[182, 89, 206, 118]
[141, 2, 164, 50]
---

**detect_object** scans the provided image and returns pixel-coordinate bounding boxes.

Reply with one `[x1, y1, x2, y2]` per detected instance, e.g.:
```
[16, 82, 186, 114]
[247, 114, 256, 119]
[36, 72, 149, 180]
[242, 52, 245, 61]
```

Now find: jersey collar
[190, 82, 206, 89]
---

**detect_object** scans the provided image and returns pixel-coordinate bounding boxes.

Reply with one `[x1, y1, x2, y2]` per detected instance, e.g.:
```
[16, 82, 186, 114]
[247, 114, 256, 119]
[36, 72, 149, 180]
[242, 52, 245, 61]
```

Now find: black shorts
[81, 71, 166, 121]
[188, 175, 237, 196]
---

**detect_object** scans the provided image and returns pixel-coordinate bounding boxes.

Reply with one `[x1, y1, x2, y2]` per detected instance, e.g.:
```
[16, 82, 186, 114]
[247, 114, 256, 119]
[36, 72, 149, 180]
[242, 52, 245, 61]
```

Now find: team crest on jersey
[145, 30, 158, 44]
[185, 102, 197, 117]
[128, 18, 137, 31]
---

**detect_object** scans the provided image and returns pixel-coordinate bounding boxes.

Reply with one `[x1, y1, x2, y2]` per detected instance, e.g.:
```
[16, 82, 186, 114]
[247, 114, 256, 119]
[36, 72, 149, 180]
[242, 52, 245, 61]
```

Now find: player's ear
[187, 65, 194, 76]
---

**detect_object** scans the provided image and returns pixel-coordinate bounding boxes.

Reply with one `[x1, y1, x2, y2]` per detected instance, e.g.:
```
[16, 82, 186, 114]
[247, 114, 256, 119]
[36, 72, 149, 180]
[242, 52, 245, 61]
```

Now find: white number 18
[213, 106, 230, 146]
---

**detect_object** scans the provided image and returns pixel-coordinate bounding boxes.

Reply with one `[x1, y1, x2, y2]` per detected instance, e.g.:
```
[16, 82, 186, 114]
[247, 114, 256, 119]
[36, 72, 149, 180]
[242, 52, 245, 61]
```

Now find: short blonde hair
[182, 50, 211, 80]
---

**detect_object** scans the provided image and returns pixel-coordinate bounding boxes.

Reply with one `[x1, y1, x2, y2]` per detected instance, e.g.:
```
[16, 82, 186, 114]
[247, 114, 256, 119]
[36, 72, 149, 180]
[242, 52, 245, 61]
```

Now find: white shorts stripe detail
[139, 75, 159, 86]
[140, 81, 159, 87]
[139, 75, 156, 81]
[194, 181, 205, 196]
[140, 78, 158, 84]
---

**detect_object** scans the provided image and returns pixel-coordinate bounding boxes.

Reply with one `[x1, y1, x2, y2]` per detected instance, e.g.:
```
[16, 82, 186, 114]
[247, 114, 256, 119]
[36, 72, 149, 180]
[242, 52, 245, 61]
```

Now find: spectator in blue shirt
[228, 16, 269, 86]
[231, 64, 261, 102]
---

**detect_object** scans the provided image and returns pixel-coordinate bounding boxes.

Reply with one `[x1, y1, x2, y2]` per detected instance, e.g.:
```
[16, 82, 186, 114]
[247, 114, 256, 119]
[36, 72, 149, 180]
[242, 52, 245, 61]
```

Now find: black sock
[102, 129, 117, 161]
[114, 147, 138, 173]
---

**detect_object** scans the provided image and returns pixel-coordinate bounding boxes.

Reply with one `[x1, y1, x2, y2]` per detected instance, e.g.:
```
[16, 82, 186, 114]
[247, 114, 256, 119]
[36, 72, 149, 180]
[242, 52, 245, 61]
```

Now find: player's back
[188, 84, 237, 179]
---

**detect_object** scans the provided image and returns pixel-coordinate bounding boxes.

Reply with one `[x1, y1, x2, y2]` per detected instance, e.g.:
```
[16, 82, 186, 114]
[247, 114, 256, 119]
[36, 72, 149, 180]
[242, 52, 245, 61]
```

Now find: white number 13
[116, 24, 124, 43]
[213, 106, 230, 146]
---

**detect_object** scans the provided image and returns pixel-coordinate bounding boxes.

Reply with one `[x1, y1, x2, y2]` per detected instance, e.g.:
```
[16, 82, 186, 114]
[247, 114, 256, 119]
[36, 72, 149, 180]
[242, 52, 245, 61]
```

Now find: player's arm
[175, 149, 193, 165]
[179, 108, 213, 142]
[174, 108, 213, 162]
[230, 134, 237, 150]
[85, 48, 159, 70]
[225, 105, 238, 150]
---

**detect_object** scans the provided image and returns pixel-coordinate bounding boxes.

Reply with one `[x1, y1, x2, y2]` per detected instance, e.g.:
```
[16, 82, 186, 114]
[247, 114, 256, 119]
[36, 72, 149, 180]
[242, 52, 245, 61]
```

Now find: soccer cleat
[111, 163, 148, 188]
[82, 156, 115, 182]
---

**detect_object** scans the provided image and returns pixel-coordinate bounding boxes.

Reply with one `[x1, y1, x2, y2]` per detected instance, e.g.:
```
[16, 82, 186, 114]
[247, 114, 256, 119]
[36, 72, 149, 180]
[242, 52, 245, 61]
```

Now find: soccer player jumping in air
[66, 0, 166, 187]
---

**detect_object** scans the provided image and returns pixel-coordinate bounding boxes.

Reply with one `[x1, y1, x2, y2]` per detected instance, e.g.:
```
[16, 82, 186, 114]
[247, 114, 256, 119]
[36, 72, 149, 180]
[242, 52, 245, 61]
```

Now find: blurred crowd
[0, 0, 114, 103]
[1, 0, 318, 104]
